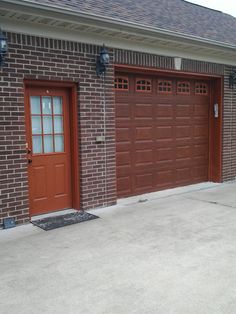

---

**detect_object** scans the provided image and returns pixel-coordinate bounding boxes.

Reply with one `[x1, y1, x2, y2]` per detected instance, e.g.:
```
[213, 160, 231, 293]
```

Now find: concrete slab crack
[183, 196, 236, 209]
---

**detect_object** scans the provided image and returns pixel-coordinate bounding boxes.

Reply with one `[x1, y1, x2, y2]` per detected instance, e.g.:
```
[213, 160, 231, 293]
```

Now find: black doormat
[31, 211, 99, 231]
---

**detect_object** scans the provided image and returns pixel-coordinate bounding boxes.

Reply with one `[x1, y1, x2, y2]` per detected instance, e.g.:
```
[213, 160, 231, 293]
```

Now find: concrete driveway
[1, 182, 236, 314]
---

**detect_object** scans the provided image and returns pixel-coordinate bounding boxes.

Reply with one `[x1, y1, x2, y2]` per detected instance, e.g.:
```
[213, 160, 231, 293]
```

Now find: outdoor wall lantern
[0, 30, 8, 67]
[96, 45, 110, 77]
[229, 69, 236, 89]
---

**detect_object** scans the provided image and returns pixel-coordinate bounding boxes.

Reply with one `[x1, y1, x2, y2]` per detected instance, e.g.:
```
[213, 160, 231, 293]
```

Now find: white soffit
[0, 2, 236, 66]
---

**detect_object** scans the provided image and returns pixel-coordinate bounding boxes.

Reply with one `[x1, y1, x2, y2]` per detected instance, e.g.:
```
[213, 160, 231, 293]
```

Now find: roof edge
[2, 0, 236, 51]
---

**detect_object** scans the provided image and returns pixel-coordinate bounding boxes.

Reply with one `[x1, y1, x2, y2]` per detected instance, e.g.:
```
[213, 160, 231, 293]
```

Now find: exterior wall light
[0, 30, 8, 67]
[96, 45, 110, 77]
[229, 69, 236, 89]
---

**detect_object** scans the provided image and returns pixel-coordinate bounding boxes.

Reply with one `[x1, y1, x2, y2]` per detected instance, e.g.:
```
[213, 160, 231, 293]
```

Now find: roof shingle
[27, 0, 236, 46]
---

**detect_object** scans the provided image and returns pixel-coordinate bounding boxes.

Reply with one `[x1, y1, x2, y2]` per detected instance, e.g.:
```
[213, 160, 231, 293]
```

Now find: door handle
[26, 145, 32, 164]
[27, 158, 32, 164]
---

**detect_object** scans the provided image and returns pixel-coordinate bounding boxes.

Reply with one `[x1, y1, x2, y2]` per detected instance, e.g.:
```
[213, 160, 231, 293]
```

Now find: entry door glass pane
[53, 97, 62, 114]
[31, 116, 42, 134]
[44, 135, 54, 153]
[30, 96, 41, 114]
[42, 97, 52, 114]
[55, 135, 64, 152]
[43, 116, 53, 134]
[32, 136, 43, 154]
[54, 116, 63, 134]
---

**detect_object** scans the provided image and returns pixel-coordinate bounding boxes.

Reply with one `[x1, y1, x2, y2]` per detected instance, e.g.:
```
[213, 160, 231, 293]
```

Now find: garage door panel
[116, 74, 209, 198]
[176, 158, 192, 168]
[117, 166, 132, 177]
[193, 157, 208, 166]
[156, 119, 174, 126]
[135, 173, 153, 190]
[116, 127, 132, 142]
[134, 149, 153, 166]
[155, 120, 175, 127]
[193, 119, 208, 127]
[134, 141, 154, 151]
[156, 139, 174, 148]
[192, 137, 208, 147]
[116, 151, 131, 167]
[134, 103, 153, 118]
[155, 104, 174, 118]
[176, 125, 192, 138]
[193, 166, 208, 180]
[194, 124, 208, 137]
[192, 137, 209, 147]
[176, 104, 193, 117]
[156, 126, 173, 139]
[194, 104, 209, 117]
[116, 141, 132, 151]
[156, 161, 174, 170]
[116, 103, 132, 119]
[194, 144, 208, 156]
[176, 139, 192, 147]
[116, 121, 133, 128]
[176, 168, 192, 184]
[117, 176, 132, 195]
[175, 117, 192, 124]
[157, 148, 174, 161]
[155, 170, 174, 187]
[176, 146, 192, 159]
[135, 127, 153, 140]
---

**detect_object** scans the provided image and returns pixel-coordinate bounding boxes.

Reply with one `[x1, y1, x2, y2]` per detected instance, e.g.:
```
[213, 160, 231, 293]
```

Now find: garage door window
[157, 80, 172, 94]
[136, 79, 152, 92]
[195, 82, 208, 95]
[177, 81, 190, 95]
[114, 77, 129, 90]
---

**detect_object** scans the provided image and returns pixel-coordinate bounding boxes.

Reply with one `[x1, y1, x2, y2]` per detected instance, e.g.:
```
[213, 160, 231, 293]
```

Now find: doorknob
[26, 144, 32, 164]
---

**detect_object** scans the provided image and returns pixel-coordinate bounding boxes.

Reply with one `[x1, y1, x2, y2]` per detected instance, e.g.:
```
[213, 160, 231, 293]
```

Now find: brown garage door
[115, 73, 210, 198]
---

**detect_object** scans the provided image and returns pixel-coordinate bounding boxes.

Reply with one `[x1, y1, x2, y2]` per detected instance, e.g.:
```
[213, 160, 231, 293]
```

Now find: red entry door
[25, 86, 72, 216]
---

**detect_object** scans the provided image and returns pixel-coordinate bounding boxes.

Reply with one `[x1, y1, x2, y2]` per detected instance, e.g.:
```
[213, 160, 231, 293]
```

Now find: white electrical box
[96, 136, 105, 143]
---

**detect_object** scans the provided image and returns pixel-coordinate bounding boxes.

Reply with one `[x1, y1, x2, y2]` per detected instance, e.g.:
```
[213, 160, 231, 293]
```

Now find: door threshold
[31, 208, 78, 222]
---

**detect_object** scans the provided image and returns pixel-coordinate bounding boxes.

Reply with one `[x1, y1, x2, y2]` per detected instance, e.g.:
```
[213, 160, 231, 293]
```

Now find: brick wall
[114, 49, 225, 75]
[0, 32, 116, 227]
[222, 66, 236, 181]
